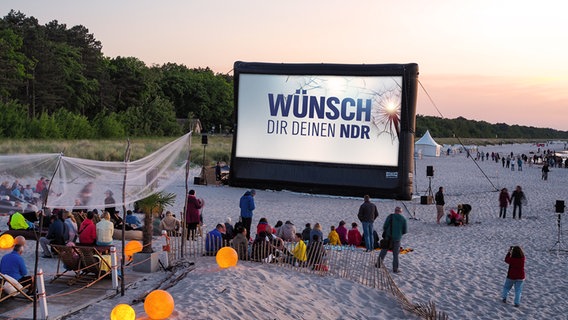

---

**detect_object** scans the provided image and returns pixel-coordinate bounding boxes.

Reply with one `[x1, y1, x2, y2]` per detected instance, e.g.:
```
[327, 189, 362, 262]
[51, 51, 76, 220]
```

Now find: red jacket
[78, 219, 97, 245]
[347, 228, 362, 246]
[256, 222, 275, 235]
[505, 254, 525, 280]
[185, 195, 203, 224]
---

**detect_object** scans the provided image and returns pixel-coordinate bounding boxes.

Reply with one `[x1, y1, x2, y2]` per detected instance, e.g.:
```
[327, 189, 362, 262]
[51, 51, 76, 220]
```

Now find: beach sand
[2, 142, 567, 319]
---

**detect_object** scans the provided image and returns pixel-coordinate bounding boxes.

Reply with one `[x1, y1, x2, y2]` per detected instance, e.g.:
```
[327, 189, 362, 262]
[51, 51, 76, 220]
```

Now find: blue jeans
[378, 239, 401, 272]
[361, 221, 374, 251]
[502, 278, 524, 305]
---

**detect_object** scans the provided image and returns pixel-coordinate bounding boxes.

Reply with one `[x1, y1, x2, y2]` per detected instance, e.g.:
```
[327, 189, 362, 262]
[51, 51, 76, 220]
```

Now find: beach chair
[51, 244, 82, 285]
[0, 273, 33, 303]
[51, 245, 112, 287]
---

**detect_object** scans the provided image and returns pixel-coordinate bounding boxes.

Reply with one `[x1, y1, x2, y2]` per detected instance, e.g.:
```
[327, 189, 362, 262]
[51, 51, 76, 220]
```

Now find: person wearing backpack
[376, 207, 407, 273]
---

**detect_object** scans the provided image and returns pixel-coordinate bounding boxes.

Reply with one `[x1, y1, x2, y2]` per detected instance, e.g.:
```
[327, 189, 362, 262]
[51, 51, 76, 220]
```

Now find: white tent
[415, 130, 441, 157]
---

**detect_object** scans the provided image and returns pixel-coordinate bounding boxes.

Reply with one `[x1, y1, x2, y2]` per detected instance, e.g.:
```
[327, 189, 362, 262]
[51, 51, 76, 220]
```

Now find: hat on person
[250, 189, 256, 195]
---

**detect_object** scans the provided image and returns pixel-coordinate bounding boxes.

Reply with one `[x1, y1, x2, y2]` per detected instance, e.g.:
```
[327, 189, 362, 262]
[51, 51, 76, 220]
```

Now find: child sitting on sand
[325, 225, 341, 245]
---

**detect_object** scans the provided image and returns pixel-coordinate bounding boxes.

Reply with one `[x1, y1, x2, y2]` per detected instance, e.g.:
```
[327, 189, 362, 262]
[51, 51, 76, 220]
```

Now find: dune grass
[0, 135, 233, 166]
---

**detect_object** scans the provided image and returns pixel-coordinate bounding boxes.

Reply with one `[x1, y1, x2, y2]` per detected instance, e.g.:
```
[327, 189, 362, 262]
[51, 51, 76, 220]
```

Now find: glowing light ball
[124, 240, 143, 257]
[216, 246, 238, 269]
[0, 234, 15, 249]
[144, 290, 174, 320]
[110, 304, 136, 320]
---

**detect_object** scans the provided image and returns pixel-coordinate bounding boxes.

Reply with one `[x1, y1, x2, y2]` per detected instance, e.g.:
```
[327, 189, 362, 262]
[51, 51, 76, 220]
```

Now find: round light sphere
[124, 240, 143, 257]
[110, 304, 136, 320]
[216, 246, 238, 269]
[0, 234, 15, 249]
[144, 290, 175, 320]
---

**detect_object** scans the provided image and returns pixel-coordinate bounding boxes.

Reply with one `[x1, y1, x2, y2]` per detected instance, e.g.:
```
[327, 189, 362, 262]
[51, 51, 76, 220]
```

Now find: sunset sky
[2, 0, 567, 131]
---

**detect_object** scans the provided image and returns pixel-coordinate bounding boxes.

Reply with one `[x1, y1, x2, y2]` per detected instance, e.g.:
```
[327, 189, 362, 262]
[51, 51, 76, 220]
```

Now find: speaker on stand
[550, 200, 567, 255]
[424, 166, 434, 204]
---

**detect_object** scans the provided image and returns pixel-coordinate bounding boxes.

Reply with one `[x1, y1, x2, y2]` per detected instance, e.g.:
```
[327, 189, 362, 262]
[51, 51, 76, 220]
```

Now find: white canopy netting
[0, 133, 192, 213]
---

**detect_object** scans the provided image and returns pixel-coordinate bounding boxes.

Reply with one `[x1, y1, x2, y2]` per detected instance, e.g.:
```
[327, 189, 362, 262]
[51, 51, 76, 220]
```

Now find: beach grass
[0, 134, 233, 166]
[0, 135, 546, 164]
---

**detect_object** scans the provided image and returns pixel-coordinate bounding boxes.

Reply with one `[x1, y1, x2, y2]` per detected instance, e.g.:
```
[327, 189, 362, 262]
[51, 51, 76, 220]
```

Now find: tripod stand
[549, 213, 567, 254]
[427, 177, 433, 198]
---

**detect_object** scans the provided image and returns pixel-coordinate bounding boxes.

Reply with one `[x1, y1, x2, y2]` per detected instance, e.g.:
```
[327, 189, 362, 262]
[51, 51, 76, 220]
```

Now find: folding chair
[51, 245, 111, 287]
[0, 273, 33, 303]
[51, 244, 82, 285]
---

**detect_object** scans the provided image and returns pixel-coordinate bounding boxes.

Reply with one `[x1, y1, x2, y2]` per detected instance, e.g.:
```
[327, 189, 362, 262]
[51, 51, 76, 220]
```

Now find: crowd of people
[184, 190, 408, 273]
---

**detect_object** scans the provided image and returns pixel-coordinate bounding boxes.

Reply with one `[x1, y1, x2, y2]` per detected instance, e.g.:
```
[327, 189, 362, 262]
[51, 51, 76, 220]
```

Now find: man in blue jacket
[239, 189, 256, 241]
[0, 244, 33, 292]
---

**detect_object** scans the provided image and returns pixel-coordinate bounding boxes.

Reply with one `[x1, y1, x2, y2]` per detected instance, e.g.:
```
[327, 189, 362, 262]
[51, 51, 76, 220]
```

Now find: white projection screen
[229, 62, 418, 200]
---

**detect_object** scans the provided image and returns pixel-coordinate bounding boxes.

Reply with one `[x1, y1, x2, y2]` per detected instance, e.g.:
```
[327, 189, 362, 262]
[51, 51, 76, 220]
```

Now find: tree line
[0, 10, 232, 139]
[416, 115, 568, 140]
[1, 11, 566, 140]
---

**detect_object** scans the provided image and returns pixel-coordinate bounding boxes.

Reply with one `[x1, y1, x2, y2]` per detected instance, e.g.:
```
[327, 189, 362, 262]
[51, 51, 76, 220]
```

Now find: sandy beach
[2, 141, 567, 319]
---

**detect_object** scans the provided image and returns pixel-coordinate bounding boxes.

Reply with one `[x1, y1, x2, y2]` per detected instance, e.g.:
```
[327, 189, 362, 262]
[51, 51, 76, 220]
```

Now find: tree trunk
[142, 212, 153, 253]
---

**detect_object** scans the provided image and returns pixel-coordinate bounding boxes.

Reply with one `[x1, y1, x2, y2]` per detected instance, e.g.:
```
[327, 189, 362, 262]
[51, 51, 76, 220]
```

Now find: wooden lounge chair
[0, 273, 33, 303]
[51, 244, 112, 287]
[50, 245, 82, 285]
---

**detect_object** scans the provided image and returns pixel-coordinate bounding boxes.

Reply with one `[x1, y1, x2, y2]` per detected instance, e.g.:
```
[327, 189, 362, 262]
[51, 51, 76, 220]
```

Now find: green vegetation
[416, 115, 568, 140]
[0, 11, 233, 139]
[0, 135, 233, 165]
[1, 10, 566, 154]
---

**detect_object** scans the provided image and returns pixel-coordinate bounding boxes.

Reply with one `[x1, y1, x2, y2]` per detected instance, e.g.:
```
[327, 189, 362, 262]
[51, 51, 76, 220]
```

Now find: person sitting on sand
[288, 232, 307, 266]
[231, 224, 249, 260]
[306, 234, 326, 268]
[336, 220, 348, 245]
[309, 222, 324, 243]
[205, 223, 226, 255]
[347, 222, 363, 246]
[251, 231, 278, 262]
[446, 209, 463, 226]
[301, 223, 312, 242]
[256, 217, 275, 239]
[278, 220, 297, 242]
[325, 225, 341, 245]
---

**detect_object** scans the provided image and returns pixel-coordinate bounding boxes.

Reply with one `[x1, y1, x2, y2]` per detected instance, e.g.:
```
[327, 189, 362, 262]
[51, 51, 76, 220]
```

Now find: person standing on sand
[501, 245, 525, 307]
[541, 163, 550, 180]
[511, 186, 526, 219]
[185, 189, 203, 240]
[239, 189, 256, 240]
[435, 187, 445, 224]
[499, 188, 511, 219]
[358, 195, 379, 252]
[376, 207, 407, 273]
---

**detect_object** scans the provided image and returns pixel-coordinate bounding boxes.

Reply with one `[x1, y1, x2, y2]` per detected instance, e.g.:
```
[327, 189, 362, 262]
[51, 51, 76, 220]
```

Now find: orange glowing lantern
[0, 234, 15, 250]
[110, 304, 136, 320]
[144, 289, 174, 320]
[124, 240, 143, 257]
[216, 246, 238, 269]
